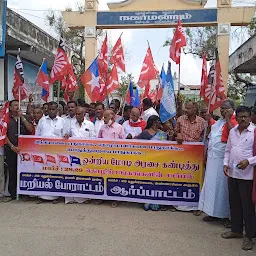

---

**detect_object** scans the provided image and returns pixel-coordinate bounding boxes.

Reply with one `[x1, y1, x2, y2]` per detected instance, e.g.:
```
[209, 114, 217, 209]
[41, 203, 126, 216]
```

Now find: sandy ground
[0, 200, 254, 256]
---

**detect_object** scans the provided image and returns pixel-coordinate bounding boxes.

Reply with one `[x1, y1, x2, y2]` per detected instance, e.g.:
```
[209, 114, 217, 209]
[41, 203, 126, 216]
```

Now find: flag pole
[57, 81, 61, 105]
[17, 47, 21, 201]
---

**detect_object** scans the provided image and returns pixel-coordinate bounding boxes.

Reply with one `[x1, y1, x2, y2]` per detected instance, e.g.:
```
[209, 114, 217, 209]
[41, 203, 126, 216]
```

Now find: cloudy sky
[7, 0, 256, 85]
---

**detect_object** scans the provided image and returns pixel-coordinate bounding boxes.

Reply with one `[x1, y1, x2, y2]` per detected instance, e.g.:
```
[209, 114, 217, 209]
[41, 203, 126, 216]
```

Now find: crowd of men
[0, 96, 256, 251]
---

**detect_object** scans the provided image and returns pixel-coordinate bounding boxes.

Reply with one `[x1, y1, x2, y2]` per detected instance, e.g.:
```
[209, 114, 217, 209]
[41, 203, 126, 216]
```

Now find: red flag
[50, 36, 70, 84]
[200, 52, 208, 98]
[106, 64, 120, 95]
[63, 64, 78, 103]
[58, 155, 69, 164]
[204, 51, 227, 112]
[46, 154, 56, 164]
[98, 34, 108, 77]
[0, 102, 9, 146]
[98, 77, 107, 102]
[170, 18, 186, 65]
[138, 46, 158, 89]
[32, 155, 44, 164]
[12, 55, 28, 101]
[156, 84, 163, 102]
[110, 35, 125, 72]
[148, 89, 157, 103]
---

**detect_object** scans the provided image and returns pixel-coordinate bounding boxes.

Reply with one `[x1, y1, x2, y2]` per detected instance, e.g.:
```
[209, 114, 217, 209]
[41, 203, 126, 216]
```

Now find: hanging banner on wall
[18, 136, 204, 207]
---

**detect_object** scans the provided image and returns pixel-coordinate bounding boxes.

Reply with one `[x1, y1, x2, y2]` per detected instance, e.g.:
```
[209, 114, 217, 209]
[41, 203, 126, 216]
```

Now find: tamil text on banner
[18, 136, 204, 207]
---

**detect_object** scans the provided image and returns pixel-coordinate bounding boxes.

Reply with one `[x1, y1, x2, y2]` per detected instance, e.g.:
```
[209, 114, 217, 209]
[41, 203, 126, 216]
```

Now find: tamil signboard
[0, 0, 7, 57]
[97, 8, 218, 27]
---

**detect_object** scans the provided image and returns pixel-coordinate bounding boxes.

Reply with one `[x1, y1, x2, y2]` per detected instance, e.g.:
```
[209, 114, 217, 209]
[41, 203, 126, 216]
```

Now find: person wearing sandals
[222, 106, 256, 251]
[137, 115, 170, 211]
[64, 107, 96, 204]
[198, 100, 237, 227]
[35, 101, 65, 204]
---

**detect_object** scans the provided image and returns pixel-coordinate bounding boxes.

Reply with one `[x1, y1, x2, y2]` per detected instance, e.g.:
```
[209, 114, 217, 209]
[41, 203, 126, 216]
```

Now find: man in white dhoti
[64, 107, 96, 204]
[198, 99, 237, 224]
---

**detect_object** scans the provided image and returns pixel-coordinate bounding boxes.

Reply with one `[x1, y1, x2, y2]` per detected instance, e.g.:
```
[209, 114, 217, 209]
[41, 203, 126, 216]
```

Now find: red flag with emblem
[62, 64, 78, 103]
[200, 52, 208, 98]
[46, 154, 56, 164]
[12, 55, 28, 101]
[58, 155, 69, 164]
[110, 35, 125, 72]
[138, 46, 159, 89]
[98, 77, 107, 102]
[50, 36, 70, 84]
[169, 18, 186, 65]
[204, 50, 227, 112]
[32, 155, 44, 164]
[0, 102, 9, 146]
[21, 153, 31, 162]
[98, 34, 108, 77]
[106, 64, 120, 95]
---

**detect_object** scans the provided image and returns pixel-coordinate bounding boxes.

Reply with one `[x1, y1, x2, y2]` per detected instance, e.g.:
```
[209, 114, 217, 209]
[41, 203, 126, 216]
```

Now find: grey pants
[0, 155, 4, 197]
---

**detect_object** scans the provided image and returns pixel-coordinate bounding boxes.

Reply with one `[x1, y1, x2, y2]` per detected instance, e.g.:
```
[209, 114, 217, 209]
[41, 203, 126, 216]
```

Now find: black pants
[5, 149, 17, 199]
[228, 177, 256, 239]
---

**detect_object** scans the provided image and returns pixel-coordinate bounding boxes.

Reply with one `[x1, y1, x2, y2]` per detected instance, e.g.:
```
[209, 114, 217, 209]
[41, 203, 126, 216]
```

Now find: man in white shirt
[63, 101, 77, 133]
[36, 101, 65, 204]
[222, 106, 256, 251]
[122, 108, 146, 139]
[93, 102, 105, 137]
[64, 107, 96, 204]
[141, 98, 159, 122]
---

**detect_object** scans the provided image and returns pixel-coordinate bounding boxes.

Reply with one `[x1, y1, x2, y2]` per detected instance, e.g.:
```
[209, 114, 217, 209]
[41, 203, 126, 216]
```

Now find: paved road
[0, 200, 254, 256]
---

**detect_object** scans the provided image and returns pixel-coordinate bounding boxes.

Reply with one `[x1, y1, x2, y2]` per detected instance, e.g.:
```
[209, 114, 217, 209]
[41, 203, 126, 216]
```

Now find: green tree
[117, 73, 135, 106]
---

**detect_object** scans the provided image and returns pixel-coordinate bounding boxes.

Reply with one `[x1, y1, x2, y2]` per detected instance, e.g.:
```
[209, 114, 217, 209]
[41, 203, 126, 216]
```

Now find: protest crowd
[0, 18, 256, 252]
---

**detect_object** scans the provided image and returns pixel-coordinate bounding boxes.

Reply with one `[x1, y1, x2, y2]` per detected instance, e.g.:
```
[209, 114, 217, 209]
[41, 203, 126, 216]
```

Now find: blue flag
[70, 156, 81, 166]
[160, 62, 176, 123]
[160, 65, 166, 88]
[132, 87, 140, 107]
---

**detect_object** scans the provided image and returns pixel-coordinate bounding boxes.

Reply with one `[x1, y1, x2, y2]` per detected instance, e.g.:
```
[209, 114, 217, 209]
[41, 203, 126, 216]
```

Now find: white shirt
[63, 115, 77, 134]
[122, 120, 143, 138]
[65, 120, 96, 139]
[224, 124, 256, 180]
[95, 118, 104, 137]
[36, 116, 65, 137]
[142, 107, 159, 122]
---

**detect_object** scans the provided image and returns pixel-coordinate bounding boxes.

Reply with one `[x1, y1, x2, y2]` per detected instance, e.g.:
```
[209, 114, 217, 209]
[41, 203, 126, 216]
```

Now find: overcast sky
[7, 0, 256, 85]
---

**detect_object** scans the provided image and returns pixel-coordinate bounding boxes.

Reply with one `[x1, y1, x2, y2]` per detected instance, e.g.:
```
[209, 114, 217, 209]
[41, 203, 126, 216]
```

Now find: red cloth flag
[63, 64, 78, 103]
[204, 50, 227, 112]
[98, 34, 108, 77]
[0, 102, 9, 146]
[200, 52, 208, 98]
[46, 154, 56, 164]
[12, 55, 28, 101]
[32, 155, 44, 164]
[169, 18, 186, 65]
[138, 46, 159, 89]
[81, 58, 100, 103]
[106, 64, 120, 95]
[110, 35, 125, 72]
[58, 155, 69, 164]
[50, 36, 70, 84]
[98, 77, 107, 102]
[148, 89, 157, 103]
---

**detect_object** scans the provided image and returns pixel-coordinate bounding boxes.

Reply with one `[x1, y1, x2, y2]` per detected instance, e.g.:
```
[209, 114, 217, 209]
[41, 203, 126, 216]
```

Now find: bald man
[122, 108, 147, 139]
[98, 110, 125, 139]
